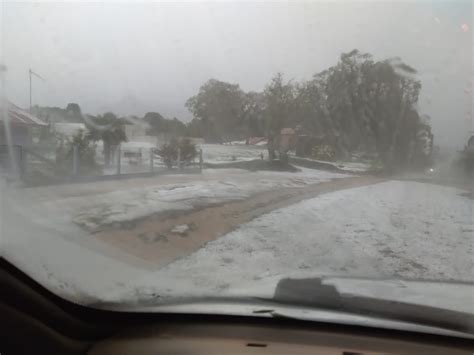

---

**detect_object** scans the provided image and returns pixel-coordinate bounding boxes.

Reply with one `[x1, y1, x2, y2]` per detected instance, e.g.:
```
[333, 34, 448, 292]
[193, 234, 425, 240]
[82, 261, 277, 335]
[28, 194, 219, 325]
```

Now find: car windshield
[0, 0, 473, 335]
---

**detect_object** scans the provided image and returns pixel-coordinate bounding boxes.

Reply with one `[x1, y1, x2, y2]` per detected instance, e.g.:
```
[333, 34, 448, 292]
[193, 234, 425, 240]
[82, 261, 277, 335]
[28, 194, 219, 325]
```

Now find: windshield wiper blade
[271, 277, 474, 335]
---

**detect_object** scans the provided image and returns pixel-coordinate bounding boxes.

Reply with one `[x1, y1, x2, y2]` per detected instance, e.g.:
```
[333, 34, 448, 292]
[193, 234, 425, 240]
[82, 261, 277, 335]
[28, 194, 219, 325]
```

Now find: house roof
[0, 101, 48, 127]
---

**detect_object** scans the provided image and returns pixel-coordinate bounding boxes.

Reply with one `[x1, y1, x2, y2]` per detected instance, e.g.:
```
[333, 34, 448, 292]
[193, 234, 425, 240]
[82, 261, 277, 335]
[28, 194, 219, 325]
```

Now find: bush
[311, 145, 336, 161]
[55, 131, 100, 175]
[369, 158, 385, 172]
[157, 138, 198, 169]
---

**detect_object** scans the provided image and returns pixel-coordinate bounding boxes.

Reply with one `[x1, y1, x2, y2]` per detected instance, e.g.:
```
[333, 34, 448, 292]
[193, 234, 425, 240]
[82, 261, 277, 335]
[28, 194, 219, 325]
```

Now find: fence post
[150, 147, 154, 173]
[72, 145, 79, 175]
[116, 144, 121, 175]
[177, 147, 181, 170]
[20, 146, 26, 176]
[199, 148, 203, 172]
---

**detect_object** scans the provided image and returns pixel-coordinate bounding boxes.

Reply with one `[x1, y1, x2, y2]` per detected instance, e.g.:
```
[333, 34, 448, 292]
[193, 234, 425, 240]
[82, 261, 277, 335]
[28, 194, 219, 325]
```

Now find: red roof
[0, 101, 47, 127]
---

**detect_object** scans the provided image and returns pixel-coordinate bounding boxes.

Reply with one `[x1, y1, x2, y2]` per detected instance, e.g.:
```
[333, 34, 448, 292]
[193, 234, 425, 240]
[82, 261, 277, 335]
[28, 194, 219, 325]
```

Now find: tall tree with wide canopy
[185, 79, 245, 142]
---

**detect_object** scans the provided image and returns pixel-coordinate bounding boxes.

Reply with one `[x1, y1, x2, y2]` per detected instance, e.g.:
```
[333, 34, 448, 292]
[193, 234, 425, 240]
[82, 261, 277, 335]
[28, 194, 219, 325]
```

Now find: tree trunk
[387, 97, 406, 171]
[104, 142, 111, 166]
[267, 134, 276, 160]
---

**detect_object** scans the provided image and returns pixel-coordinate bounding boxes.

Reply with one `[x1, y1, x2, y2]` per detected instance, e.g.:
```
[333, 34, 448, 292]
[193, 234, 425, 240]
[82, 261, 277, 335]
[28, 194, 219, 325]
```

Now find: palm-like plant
[85, 112, 127, 166]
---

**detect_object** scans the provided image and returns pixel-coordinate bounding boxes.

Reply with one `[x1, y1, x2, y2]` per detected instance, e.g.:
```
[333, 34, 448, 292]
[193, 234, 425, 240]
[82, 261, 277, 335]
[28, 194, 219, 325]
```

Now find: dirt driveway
[94, 175, 384, 268]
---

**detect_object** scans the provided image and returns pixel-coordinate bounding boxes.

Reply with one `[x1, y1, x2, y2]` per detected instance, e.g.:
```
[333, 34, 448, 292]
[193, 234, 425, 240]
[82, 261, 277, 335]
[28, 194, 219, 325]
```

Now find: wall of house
[0, 125, 31, 147]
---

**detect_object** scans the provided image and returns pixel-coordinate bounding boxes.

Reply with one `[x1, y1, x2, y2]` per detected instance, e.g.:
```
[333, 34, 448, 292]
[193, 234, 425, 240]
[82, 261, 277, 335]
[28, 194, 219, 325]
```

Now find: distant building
[125, 122, 148, 139]
[53, 123, 86, 139]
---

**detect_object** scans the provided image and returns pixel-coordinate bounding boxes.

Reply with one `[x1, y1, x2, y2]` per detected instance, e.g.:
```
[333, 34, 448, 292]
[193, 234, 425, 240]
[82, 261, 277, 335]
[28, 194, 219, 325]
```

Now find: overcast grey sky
[1, 1, 472, 148]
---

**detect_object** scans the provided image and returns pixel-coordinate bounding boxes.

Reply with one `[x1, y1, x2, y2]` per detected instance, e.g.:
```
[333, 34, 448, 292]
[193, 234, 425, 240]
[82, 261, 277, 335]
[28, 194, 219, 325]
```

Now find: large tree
[185, 79, 245, 142]
[241, 91, 266, 139]
[263, 73, 296, 159]
[299, 49, 427, 167]
[187, 49, 433, 170]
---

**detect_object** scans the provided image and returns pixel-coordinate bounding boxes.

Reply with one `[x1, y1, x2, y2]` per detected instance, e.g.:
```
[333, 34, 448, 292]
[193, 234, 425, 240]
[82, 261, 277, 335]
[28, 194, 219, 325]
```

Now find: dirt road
[94, 175, 385, 268]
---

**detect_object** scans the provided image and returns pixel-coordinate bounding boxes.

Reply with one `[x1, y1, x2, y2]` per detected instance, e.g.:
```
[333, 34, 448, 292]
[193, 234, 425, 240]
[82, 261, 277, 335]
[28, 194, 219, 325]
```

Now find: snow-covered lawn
[1, 167, 344, 301]
[155, 180, 472, 292]
[46, 168, 345, 230]
[2, 177, 472, 307]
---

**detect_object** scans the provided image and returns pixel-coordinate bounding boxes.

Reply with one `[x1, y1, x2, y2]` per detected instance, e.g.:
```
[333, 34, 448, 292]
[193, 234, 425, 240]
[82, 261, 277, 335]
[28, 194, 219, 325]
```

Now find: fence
[95, 145, 204, 177]
[1, 143, 205, 186]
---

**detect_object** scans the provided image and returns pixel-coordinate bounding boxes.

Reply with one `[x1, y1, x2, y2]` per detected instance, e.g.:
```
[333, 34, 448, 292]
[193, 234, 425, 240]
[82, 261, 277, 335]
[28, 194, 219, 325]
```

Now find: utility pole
[29, 69, 44, 113]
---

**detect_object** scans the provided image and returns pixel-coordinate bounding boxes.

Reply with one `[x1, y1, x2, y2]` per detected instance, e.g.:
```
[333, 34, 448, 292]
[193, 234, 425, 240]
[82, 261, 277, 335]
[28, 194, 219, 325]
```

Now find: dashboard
[1, 258, 473, 355]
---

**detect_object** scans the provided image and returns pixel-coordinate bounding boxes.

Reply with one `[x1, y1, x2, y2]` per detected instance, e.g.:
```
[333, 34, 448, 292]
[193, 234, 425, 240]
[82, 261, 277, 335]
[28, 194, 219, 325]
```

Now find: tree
[241, 91, 266, 139]
[187, 49, 432, 171]
[186, 118, 206, 138]
[263, 73, 296, 159]
[144, 112, 187, 138]
[85, 112, 127, 166]
[65, 103, 83, 123]
[185, 79, 245, 142]
[143, 111, 165, 135]
[304, 49, 425, 167]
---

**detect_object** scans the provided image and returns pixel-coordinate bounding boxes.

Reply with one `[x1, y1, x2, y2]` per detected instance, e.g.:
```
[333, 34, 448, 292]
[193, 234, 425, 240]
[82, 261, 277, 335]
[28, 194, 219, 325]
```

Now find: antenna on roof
[29, 69, 45, 113]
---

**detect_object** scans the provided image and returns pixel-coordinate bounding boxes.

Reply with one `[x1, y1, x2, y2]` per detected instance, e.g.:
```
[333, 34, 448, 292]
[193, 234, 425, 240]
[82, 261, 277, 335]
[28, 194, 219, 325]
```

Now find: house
[53, 122, 86, 139]
[0, 101, 48, 147]
[125, 121, 148, 139]
[0, 101, 48, 172]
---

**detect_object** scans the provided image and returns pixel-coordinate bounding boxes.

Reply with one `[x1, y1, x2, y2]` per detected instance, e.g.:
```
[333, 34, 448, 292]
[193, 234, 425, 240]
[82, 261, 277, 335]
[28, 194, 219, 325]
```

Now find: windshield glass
[1, 0, 472, 334]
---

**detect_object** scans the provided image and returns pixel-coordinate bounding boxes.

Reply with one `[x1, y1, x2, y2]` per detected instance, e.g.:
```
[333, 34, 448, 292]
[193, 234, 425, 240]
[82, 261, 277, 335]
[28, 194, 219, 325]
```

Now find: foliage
[311, 145, 336, 161]
[184, 49, 434, 171]
[369, 158, 385, 172]
[186, 118, 207, 138]
[157, 138, 198, 169]
[85, 112, 127, 165]
[55, 130, 99, 175]
[185, 79, 246, 142]
[144, 112, 187, 138]
[263, 73, 296, 159]
[33, 103, 83, 123]
[242, 91, 266, 138]
[65, 103, 82, 122]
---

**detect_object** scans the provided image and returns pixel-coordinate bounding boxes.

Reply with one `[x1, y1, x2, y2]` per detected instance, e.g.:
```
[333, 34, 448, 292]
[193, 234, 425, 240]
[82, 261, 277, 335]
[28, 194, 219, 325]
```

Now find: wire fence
[98, 145, 204, 176]
[0, 143, 204, 185]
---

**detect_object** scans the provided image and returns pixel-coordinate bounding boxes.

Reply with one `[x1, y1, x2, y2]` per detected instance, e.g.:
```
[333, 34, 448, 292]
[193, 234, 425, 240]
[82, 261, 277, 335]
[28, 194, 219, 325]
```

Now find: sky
[1, 0, 472, 148]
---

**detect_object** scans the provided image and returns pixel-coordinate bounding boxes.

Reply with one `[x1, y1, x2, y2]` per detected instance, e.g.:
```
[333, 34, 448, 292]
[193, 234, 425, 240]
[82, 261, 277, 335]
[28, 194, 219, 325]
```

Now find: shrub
[157, 138, 198, 169]
[311, 145, 336, 161]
